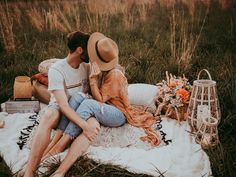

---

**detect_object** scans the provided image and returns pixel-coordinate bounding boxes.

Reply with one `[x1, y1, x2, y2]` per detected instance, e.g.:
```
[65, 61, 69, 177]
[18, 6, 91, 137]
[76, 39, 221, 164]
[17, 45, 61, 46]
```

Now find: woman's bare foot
[40, 154, 51, 163]
[42, 135, 72, 162]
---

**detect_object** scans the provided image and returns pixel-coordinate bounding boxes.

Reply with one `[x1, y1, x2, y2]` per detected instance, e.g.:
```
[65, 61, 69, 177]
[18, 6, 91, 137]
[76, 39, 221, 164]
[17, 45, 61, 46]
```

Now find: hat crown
[88, 32, 119, 71]
[97, 38, 118, 63]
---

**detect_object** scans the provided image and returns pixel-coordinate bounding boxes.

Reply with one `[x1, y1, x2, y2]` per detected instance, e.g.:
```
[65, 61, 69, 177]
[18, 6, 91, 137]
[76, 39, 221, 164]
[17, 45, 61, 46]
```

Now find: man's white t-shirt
[48, 58, 90, 105]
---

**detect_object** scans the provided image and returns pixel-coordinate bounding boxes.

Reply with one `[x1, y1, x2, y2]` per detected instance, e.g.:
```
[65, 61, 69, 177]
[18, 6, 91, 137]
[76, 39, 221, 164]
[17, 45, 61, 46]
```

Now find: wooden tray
[5, 99, 40, 114]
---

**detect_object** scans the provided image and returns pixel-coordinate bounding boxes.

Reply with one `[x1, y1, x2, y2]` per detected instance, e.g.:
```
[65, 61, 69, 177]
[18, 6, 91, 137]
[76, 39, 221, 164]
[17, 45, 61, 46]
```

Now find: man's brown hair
[67, 31, 90, 63]
[67, 31, 90, 53]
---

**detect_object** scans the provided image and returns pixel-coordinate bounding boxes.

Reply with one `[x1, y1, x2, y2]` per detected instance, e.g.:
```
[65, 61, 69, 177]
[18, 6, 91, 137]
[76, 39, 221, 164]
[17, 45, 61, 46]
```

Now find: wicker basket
[13, 76, 32, 99]
[165, 104, 188, 122]
[32, 80, 50, 104]
[187, 69, 220, 148]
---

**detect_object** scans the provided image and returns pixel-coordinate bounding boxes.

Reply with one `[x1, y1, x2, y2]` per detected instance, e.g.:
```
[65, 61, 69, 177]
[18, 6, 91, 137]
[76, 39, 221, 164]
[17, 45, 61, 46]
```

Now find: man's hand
[83, 120, 100, 142]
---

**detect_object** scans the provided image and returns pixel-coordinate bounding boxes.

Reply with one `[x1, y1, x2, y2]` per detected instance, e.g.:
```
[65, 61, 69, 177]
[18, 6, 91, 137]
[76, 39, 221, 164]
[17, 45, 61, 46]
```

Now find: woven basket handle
[197, 69, 212, 80]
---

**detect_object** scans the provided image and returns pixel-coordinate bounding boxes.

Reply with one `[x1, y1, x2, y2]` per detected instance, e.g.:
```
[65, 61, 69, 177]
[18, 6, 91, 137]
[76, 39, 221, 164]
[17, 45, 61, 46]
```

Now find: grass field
[0, 0, 235, 176]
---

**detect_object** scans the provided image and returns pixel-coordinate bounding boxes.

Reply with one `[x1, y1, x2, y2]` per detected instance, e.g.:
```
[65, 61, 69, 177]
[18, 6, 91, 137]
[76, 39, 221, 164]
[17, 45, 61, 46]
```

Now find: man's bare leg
[50, 118, 99, 177]
[23, 109, 60, 177]
[41, 134, 72, 161]
[42, 130, 63, 158]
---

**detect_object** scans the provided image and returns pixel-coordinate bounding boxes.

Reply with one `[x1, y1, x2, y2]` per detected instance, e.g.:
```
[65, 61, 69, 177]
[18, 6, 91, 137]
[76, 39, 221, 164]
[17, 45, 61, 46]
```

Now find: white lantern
[187, 69, 220, 148]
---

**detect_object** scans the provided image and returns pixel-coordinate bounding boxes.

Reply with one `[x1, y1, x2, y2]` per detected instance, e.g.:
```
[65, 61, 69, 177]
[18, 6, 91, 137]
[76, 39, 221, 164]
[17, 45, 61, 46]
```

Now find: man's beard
[81, 51, 89, 63]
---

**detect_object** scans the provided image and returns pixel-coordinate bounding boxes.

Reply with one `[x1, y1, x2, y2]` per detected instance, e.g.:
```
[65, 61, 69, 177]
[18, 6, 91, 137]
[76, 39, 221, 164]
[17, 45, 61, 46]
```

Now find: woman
[47, 32, 161, 177]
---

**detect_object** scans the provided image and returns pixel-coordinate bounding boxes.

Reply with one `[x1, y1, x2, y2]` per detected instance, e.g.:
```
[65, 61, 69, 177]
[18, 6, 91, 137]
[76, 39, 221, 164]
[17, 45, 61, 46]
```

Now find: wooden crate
[5, 99, 40, 114]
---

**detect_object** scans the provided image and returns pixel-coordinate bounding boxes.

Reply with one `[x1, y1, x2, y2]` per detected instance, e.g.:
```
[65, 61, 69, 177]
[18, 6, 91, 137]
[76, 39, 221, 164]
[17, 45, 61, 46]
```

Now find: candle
[197, 105, 210, 128]
[201, 133, 212, 148]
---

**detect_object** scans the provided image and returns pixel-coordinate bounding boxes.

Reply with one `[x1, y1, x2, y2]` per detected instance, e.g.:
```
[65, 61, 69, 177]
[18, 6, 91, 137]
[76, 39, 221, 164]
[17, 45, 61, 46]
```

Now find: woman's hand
[89, 62, 101, 79]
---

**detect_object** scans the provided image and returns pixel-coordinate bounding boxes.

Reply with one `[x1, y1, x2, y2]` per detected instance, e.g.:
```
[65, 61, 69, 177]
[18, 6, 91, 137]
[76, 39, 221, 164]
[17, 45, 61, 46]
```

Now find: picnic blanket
[0, 111, 212, 177]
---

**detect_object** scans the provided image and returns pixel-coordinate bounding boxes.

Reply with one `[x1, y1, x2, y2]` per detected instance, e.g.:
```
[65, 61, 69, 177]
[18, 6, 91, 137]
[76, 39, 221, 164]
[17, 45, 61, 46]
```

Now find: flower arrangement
[155, 71, 192, 122]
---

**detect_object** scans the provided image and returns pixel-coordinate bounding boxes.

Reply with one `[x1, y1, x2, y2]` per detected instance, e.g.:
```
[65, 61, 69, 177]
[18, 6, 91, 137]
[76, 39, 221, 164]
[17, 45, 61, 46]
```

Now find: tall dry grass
[1, 0, 223, 52]
[27, 8, 45, 32]
[0, 4, 15, 53]
[169, 5, 209, 72]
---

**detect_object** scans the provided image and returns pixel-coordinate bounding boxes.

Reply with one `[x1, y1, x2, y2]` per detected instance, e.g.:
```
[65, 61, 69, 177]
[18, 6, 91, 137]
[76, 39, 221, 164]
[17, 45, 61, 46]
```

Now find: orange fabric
[99, 69, 161, 146]
[31, 73, 48, 86]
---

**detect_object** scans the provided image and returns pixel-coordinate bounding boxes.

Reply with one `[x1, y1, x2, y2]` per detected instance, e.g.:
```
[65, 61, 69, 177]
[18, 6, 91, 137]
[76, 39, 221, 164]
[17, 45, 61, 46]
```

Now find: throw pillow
[128, 83, 160, 113]
[38, 58, 61, 76]
[31, 73, 48, 86]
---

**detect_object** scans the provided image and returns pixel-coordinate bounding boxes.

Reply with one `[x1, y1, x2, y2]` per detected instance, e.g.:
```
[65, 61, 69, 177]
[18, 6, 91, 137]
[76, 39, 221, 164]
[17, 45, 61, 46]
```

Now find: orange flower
[169, 79, 182, 88]
[176, 89, 189, 103]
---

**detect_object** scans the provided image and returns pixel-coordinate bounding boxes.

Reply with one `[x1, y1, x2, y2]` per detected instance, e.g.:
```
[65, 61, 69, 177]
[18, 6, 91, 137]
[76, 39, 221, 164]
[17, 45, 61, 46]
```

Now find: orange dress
[99, 69, 161, 146]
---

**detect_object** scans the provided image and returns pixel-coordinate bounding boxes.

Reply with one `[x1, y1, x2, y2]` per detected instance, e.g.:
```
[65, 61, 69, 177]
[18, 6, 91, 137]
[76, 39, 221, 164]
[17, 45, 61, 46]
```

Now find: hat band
[95, 40, 108, 63]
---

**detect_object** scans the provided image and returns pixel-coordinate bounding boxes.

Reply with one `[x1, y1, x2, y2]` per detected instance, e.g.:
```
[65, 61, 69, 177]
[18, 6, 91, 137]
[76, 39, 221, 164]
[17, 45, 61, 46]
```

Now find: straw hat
[88, 32, 118, 71]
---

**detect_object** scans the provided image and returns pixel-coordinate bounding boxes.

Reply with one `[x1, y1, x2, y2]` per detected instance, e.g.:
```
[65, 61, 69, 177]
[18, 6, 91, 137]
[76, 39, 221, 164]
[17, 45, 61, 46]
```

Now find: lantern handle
[197, 69, 212, 80]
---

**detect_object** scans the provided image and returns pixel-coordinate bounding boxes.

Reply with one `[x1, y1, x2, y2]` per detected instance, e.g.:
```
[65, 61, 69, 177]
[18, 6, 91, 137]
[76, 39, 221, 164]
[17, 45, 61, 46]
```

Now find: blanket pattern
[0, 112, 212, 177]
[17, 114, 39, 150]
[16, 114, 171, 150]
[155, 119, 172, 145]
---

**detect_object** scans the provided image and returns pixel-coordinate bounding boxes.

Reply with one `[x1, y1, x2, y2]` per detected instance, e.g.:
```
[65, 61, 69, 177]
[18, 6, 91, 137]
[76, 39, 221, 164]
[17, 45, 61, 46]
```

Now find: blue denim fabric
[47, 102, 60, 110]
[57, 92, 86, 131]
[57, 91, 126, 138]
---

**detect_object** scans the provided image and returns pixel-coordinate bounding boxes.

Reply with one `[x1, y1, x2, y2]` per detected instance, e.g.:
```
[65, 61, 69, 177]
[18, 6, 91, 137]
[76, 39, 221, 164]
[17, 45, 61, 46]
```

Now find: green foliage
[0, 156, 12, 177]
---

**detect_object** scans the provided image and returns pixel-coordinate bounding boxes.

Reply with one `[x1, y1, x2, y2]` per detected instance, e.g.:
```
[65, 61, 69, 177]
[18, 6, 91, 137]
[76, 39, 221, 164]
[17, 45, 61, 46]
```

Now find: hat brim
[88, 32, 118, 71]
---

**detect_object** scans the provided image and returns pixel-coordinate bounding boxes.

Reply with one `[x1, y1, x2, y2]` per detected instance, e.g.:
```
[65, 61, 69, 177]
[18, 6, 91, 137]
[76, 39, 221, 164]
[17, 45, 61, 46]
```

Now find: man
[22, 31, 100, 177]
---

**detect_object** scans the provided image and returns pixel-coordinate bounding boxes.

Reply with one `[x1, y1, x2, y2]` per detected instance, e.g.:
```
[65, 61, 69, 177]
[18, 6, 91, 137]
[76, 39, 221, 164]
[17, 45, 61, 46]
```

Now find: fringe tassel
[155, 119, 172, 145]
[17, 114, 39, 150]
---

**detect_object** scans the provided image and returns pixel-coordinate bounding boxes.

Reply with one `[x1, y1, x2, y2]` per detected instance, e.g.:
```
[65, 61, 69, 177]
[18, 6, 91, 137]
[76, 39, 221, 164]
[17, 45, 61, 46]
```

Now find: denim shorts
[57, 92, 126, 139]
[47, 102, 60, 110]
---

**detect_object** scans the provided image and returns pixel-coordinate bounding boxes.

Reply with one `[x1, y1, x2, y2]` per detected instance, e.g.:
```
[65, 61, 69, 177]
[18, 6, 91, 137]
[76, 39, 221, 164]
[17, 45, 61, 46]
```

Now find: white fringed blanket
[0, 112, 212, 177]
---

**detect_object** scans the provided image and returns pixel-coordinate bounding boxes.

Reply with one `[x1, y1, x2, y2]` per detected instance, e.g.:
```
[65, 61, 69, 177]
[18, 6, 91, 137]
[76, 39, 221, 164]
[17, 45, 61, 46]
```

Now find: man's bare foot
[15, 164, 35, 177]
[15, 165, 26, 177]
